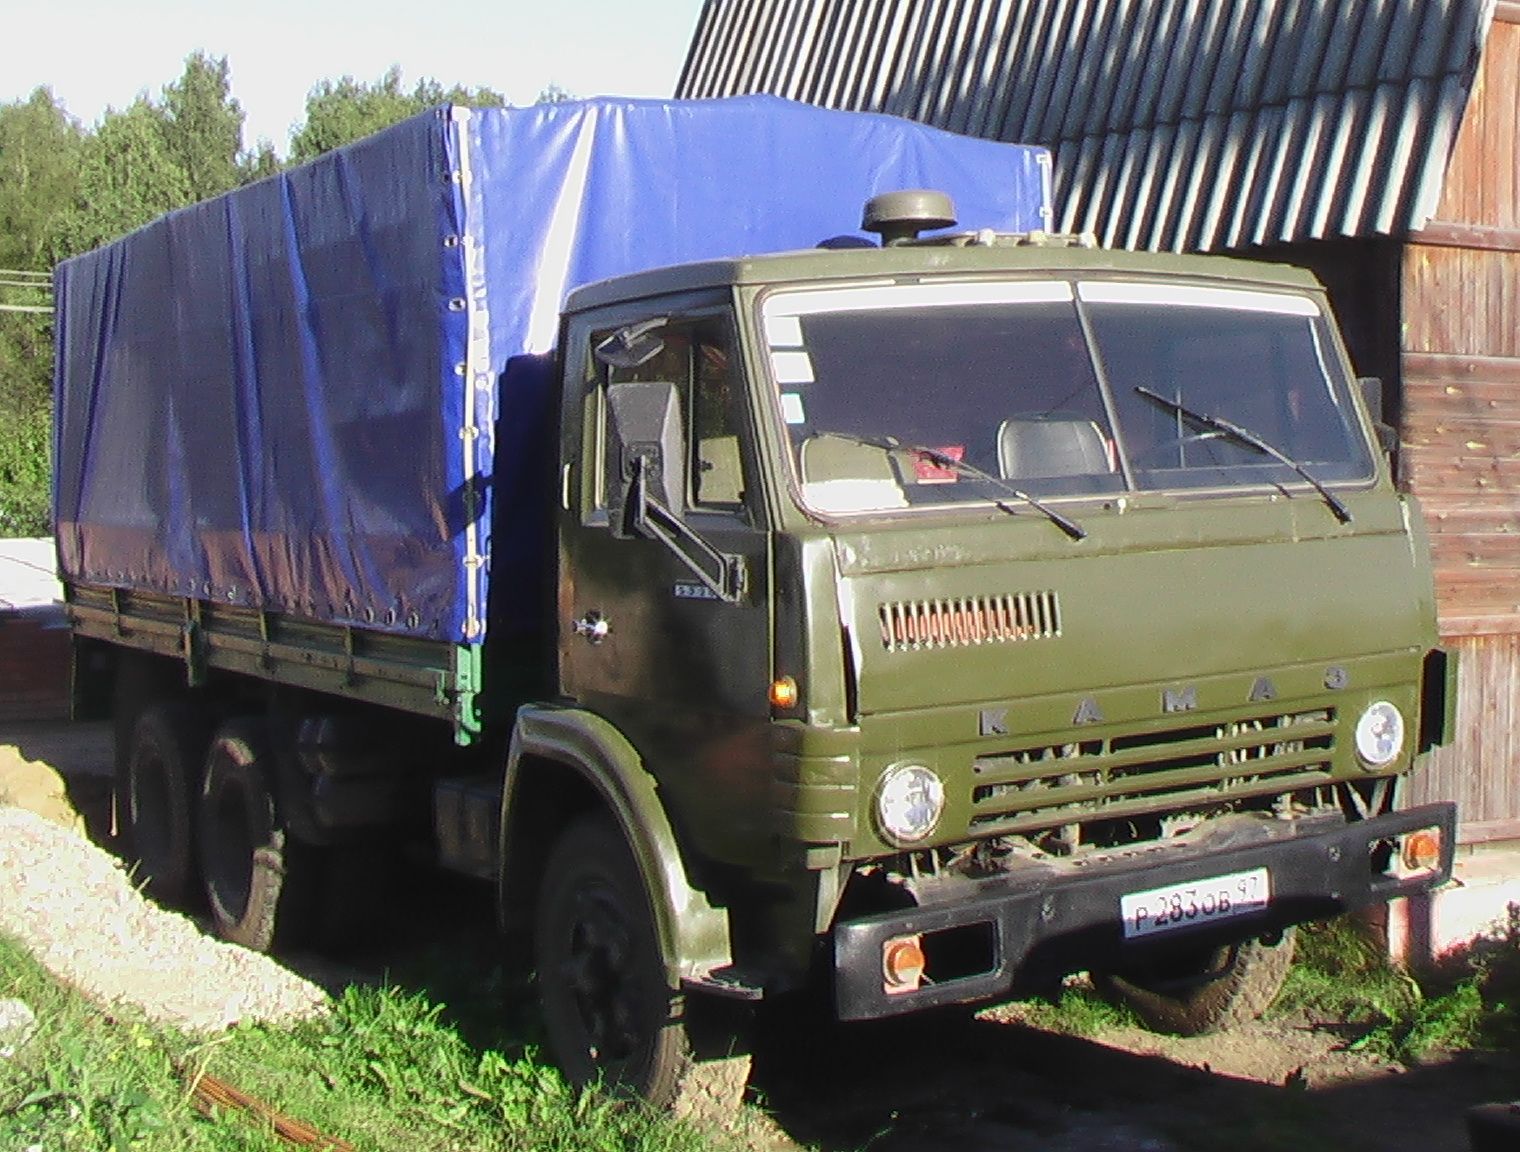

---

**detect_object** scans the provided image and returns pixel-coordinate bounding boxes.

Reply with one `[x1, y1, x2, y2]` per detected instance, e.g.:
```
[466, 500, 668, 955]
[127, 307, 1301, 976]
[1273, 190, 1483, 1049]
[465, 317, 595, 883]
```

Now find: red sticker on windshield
[912, 445, 964, 483]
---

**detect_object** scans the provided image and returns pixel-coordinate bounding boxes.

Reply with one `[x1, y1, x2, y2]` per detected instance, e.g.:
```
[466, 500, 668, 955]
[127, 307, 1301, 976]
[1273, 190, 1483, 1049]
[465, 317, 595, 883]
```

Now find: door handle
[572, 611, 610, 644]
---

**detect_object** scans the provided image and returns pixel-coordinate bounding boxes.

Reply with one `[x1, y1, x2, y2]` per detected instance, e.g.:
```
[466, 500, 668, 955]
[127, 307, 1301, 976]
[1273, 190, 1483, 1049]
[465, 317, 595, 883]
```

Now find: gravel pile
[0, 805, 328, 1034]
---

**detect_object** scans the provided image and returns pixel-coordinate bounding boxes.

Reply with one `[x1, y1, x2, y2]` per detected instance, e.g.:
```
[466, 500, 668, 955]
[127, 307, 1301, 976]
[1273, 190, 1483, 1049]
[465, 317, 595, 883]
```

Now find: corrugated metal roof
[678, 0, 1494, 252]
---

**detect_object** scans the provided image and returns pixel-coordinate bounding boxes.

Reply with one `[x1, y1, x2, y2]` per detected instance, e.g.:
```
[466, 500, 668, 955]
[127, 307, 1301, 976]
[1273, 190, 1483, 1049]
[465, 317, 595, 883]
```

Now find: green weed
[1019, 981, 1140, 1037]
[0, 934, 209, 1151]
[0, 932, 724, 1151]
[1379, 978, 1486, 1060]
[1272, 917, 1497, 1064]
[1456, 904, 1520, 1052]
[0, 403, 50, 537]
[1273, 917, 1423, 1026]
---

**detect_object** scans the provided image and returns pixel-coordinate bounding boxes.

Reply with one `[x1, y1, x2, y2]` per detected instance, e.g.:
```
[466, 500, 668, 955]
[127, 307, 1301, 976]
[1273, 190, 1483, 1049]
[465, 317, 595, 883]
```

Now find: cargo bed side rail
[67, 582, 483, 740]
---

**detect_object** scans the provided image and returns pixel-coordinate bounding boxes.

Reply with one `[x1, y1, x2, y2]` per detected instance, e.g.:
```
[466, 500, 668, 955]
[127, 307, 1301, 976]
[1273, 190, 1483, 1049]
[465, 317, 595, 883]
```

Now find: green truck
[54, 101, 1456, 1110]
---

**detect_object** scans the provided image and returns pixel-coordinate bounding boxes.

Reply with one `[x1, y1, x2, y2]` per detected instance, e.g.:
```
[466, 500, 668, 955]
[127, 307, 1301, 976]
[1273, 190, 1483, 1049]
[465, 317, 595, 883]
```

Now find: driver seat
[997, 415, 1111, 479]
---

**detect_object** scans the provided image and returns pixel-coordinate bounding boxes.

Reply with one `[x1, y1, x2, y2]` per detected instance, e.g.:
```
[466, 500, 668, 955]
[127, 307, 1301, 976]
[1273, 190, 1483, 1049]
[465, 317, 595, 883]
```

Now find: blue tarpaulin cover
[53, 95, 1050, 642]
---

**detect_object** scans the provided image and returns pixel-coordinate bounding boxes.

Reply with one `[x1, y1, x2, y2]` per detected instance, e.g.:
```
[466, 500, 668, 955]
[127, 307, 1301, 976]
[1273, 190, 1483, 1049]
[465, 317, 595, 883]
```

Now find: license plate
[1120, 868, 1270, 939]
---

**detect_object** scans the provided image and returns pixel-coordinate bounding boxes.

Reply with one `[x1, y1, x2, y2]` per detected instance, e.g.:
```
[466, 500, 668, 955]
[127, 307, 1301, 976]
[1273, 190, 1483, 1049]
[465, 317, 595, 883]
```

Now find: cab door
[557, 297, 774, 864]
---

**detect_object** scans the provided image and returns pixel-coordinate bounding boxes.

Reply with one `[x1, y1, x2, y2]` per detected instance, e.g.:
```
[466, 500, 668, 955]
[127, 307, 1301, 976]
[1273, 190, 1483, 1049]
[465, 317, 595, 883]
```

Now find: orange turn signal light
[882, 934, 926, 993]
[1402, 827, 1443, 872]
[769, 676, 799, 709]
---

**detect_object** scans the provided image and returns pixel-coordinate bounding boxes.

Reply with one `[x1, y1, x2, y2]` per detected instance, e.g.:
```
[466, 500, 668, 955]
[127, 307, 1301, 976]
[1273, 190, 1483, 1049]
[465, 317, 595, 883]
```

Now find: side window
[592, 314, 749, 516]
[690, 330, 745, 510]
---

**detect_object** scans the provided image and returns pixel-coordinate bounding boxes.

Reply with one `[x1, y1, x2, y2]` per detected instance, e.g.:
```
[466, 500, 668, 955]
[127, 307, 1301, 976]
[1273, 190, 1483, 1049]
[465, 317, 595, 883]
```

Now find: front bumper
[834, 802, 1456, 1021]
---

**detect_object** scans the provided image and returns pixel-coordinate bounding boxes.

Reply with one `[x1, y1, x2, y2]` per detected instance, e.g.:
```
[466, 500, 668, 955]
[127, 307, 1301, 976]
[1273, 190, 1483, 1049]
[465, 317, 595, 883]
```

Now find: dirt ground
[0, 721, 101, 833]
[1, 717, 1512, 1152]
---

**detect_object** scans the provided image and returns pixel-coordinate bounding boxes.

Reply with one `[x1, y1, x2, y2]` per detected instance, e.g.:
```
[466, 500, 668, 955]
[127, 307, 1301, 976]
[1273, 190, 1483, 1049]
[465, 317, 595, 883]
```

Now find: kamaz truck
[53, 97, 1457, 1111]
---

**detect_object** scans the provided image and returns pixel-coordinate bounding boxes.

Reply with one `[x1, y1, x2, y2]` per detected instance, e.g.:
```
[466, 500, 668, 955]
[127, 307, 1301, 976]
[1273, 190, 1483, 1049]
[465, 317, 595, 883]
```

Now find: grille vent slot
[968, 708, 1337, 834]
[879, 591, 1060, 652]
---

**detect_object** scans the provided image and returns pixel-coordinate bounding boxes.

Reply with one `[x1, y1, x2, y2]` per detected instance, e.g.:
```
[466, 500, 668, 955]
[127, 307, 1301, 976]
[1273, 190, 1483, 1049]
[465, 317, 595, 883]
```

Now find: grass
[1270, 914, 1520, 1064]
[1015, 981, 1140, 1037]
[0, 932, 723, 1151]
[1016, 912, 1520, 1065]
[7, 903, 1520, 1152]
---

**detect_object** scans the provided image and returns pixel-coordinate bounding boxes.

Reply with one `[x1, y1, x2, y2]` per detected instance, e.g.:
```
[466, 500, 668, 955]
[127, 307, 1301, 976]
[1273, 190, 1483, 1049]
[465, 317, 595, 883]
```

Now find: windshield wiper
[812, 431, 1087, 541]
[1132, 386, 1353, 524]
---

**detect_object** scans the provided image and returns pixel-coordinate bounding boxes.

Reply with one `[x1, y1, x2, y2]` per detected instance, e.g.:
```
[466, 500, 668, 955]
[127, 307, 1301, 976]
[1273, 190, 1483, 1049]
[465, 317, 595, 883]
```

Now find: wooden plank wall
[1402, 344, 1520, 628]
[1402, 13, 1520, 832]
[1421, 18, 1520, 238]
[1406, 632, 1520, 840]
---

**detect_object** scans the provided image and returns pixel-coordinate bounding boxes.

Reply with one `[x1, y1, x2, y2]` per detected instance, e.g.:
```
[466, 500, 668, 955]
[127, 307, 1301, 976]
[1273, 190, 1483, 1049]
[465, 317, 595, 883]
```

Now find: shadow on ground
[744, 1002, 1512, 1152]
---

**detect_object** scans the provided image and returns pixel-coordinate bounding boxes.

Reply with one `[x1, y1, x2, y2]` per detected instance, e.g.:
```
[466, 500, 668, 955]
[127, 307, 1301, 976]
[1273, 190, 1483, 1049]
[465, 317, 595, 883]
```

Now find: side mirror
[606, 380, 684, 535]
[1357, 375, 1398, 455]
[1357, 375, 1385, 424]
[602, 379, 747, 603]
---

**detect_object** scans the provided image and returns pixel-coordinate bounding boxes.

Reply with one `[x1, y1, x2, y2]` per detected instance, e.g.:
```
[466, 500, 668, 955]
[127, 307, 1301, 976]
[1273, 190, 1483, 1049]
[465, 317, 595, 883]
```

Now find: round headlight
[1355, 701, 1405, 767]
[875, 764, 945, 845]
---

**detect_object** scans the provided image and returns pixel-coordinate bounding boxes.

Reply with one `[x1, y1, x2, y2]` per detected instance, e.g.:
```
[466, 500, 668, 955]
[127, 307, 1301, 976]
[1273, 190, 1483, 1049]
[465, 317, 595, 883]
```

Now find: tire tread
[1098, 929, 1296, 1036]
[534, 812, 750, 1117]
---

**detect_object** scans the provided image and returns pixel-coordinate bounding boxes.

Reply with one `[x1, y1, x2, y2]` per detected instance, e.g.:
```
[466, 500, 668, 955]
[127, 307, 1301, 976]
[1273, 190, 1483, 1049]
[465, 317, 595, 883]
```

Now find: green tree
[536, 84, 575, 105]
[0, 298, 54, 535]
[416, 77, 508, 111]
[158, 51, 244, 200]
[0, 403, 50, 536]
[0, 88, 79, 535]
[0, 304, 52, 424]
[48, 100, 192, 259]
[0, 88, 84, 271]
[289, 66, 507, 161]
[240, 139, 282, 183]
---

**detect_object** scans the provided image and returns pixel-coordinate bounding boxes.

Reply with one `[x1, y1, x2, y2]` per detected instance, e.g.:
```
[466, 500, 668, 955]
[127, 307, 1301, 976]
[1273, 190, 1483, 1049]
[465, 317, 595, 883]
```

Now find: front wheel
[1095, 928, 1296, 1036]
[534, 813, 749, 1117]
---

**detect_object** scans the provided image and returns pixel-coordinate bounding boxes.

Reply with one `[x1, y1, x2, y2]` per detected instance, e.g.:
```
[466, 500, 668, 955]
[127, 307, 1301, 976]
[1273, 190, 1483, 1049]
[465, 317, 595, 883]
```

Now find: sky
[1, 0, 706, 154]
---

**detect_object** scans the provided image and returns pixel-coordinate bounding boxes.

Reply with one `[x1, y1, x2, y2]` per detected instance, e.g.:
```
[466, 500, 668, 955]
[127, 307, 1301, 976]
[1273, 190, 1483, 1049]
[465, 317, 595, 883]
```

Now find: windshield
[759, 279, 1374, 517]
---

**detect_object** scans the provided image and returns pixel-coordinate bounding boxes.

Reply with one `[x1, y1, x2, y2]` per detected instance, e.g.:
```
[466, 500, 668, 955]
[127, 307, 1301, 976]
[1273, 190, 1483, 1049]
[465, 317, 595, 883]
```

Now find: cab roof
[563, 238, 1325, 314]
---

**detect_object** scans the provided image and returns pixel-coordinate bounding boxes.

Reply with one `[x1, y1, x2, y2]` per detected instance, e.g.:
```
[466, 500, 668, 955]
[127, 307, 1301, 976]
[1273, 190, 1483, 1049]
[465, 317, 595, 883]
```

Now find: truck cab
[521, 201, 1454, 1092]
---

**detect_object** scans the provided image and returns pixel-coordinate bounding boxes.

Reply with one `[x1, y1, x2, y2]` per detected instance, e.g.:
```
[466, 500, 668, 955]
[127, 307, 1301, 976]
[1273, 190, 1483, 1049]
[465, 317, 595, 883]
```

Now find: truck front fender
[499, 704, 741, 990]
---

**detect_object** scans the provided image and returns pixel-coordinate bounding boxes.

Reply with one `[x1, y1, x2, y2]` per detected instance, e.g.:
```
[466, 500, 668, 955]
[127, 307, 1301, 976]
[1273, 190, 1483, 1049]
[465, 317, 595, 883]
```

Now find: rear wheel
[123, 701, 208, 906]
[1096, 928, 1296, 1036]
[534, 813, 750, 1118]
[197, 719, 316, 951]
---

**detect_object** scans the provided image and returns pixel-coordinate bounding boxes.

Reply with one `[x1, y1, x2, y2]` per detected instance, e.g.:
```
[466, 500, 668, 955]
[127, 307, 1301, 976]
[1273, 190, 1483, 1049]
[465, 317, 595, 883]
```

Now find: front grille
[879, 591, 1060, 652]
[968, 708, 1336, 834]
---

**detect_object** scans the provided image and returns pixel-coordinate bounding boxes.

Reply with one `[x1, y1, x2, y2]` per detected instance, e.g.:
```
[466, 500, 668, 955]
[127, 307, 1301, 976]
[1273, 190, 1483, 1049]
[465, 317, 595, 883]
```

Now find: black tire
[1096, 928, 1296, 1036]
[123, 701, 208, 906]
[111, 654, 177, 846]
[197, 719, 316, 952]
[534, 813, 750, 1117]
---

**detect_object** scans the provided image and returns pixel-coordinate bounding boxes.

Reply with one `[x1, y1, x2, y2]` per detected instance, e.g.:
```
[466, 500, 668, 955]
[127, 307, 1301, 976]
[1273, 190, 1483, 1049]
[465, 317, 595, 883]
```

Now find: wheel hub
[562, 886, 643, 1062]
